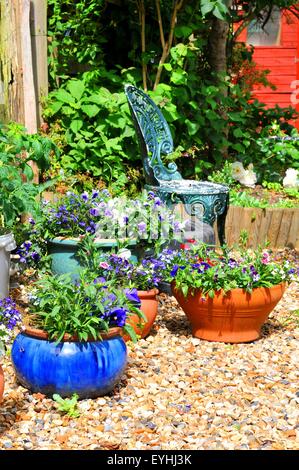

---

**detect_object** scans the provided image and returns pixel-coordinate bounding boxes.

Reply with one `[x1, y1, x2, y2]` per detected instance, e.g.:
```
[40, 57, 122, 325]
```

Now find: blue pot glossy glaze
[11, 331, 127, 398]
[47, 237, 138, 279]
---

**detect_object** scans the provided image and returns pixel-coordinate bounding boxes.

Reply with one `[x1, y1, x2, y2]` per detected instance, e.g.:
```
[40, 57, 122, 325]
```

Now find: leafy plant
[28, 271, 144, 343]
[163, 243, 299, 297]
[0, 123, 58, 229]
[44, 76, 136, 186]
[53, 393, 80, 418]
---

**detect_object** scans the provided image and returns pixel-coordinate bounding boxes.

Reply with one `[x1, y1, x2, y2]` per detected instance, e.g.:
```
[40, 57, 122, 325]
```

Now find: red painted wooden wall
[237, 9, 299, 128]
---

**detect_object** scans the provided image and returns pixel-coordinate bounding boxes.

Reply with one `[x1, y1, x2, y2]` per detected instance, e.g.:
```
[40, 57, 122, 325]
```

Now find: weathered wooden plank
[21, 0, 39, 182]
[0, 0, 24, 123]
[275, 209, 294, 247]
[266, 209, 283, 248]
[30, 0, 48, 127]
[255, 209, 272, 247]
[247, 208, 263, 248]
[286, 209, 299, 249]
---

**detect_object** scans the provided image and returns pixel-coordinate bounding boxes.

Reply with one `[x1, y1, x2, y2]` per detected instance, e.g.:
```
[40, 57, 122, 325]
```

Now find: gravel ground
[0, 258, 298, 450]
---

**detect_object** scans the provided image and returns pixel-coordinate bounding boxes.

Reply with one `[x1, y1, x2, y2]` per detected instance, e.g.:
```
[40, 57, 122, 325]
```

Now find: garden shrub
[45, 0, 299, 190]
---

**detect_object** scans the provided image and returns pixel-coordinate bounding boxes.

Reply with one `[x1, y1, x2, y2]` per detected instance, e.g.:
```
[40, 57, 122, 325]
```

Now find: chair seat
[149, 180, 229, 195]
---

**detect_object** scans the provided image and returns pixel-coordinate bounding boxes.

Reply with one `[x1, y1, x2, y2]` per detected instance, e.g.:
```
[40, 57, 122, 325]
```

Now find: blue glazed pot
[47, 237, 138, 279]
[11, 328, 127, 399]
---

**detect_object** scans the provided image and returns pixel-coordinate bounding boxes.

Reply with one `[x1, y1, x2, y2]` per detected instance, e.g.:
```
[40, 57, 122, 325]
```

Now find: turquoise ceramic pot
[48, 237, 138, 279]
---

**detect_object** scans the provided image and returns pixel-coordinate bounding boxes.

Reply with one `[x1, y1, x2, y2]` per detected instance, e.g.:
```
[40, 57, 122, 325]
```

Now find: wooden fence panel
[215, 206, 299, 249]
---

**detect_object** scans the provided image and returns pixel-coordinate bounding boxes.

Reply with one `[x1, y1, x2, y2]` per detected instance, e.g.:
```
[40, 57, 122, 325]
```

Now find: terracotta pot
[123, 289, 159, 341]
[172, 283, 286, 343]
[0, 364, 4, 402]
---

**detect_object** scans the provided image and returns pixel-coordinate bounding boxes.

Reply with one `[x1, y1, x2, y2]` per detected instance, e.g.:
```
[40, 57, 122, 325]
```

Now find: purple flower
[147, 191, 155, 199]
[200, 262, 211, 271]
[170, 264, 179, 277]
[24, 241, 32, 250]
[252, 273, 260, 282]
[137, 222, 147, 233]
[108, 307, 127, 327]
[124, 288, 141, 305]
[89, 208, 100, 217]
[81, 192, 89, 202]
[31, 252, 40, 262]
[228, 258, 238, 269]
[104, 209, 113, 217]
[93, 276, 106, 284]
[92, 190, 99, 199]
[28, 218, 35, 225]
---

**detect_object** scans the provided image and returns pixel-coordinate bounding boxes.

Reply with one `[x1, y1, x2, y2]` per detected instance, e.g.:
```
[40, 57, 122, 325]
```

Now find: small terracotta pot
[0, 364, 4, 402]
[172, 283, 286, 343]
[123, 289, 159, 341]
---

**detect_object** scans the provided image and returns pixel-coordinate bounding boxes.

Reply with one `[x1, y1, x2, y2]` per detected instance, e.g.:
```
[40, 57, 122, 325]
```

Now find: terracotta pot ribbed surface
[123, 289, 159, 341]
[0, 364, 4, 402]
[172, 283, 286, 343]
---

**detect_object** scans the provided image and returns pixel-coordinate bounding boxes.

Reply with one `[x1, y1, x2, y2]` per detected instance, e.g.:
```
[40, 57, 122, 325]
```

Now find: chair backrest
[124, 84, 182, 186]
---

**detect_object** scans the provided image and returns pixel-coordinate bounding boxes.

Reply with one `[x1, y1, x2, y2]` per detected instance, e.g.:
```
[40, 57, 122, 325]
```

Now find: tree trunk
[207, 18, 231, 90]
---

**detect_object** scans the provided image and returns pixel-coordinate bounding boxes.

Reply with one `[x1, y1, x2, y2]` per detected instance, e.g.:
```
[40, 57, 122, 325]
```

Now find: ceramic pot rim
[172, 282, 286, 297]
[137, 288, 159, 297]
[48, 236, 137, 248]
[22, 326, 123, 342]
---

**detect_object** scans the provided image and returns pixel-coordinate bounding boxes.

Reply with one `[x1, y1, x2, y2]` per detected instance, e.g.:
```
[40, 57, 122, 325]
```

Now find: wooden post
[20, 0, 39, 182]
[0, 0, 25, 123]
[30, 0, 48, 127]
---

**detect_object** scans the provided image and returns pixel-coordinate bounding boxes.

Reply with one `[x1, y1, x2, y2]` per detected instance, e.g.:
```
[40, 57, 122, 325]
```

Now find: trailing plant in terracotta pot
[88, 253, 165, 340]
[0, 297, 22, 401]
[163, 244, 298, 343]
[11, 271, 144, 398]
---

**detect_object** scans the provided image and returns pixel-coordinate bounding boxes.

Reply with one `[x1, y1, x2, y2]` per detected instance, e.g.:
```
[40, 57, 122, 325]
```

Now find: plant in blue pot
[11, 271, 144, 399]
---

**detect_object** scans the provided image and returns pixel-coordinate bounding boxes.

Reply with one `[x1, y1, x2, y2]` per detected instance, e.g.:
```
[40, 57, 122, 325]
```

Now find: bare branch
[153, 0, 184, 90]
[155, 0, 165, 49]
[137, 0, 147, 91]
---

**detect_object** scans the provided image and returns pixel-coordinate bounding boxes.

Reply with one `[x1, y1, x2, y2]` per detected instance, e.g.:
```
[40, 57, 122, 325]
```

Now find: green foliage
[45, 1, 299, 185]
[254, 130, 299, 181]
[208, 161, 235, 185]
[29, 271, 143, 343]
[229, 188, 299, 208]
[200, 0, 229, 20]
[44, 74, 137, 188]
[53, 393, 80, 418]
[164, 243, 298, 297]
[0, 123, 57, 228]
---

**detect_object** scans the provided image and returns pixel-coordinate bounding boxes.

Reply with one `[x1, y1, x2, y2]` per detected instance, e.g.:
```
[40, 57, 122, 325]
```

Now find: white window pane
[247, 7, 281, 46]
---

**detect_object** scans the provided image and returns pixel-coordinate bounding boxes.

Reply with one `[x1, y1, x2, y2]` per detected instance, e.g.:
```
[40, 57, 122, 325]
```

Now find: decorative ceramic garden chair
[124, 84, 229, 244]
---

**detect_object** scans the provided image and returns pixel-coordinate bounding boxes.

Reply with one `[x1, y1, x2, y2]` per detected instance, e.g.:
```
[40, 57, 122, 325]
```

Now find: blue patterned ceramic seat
[124, 84, 229, 244]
